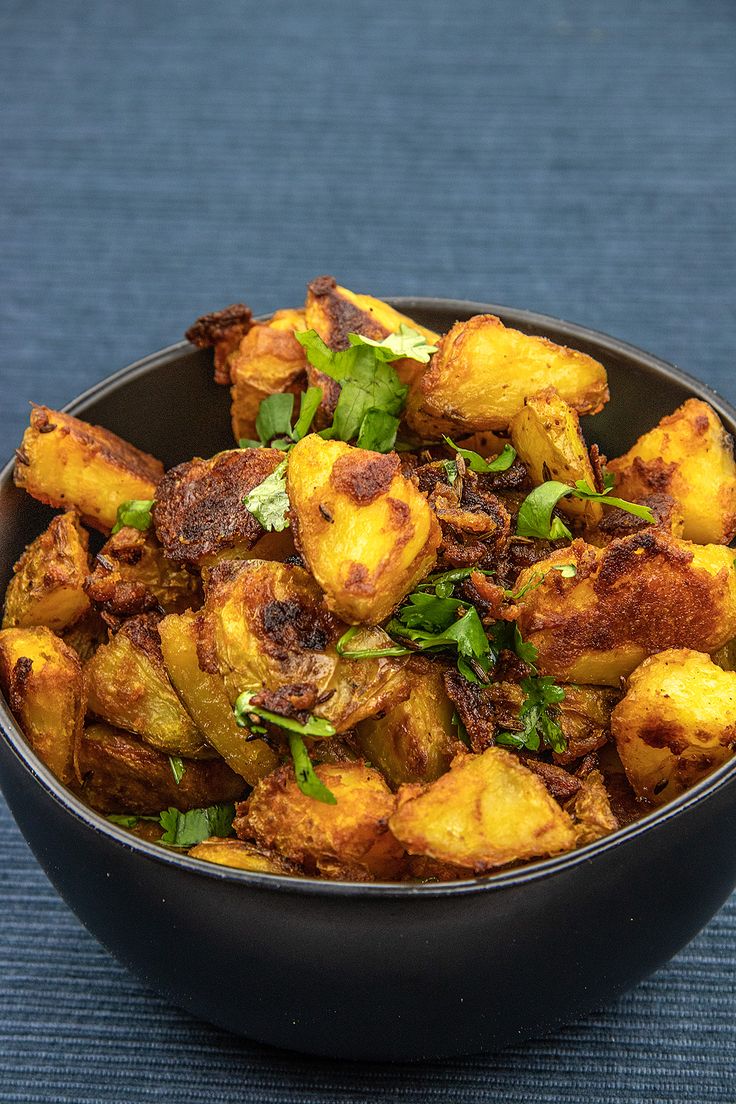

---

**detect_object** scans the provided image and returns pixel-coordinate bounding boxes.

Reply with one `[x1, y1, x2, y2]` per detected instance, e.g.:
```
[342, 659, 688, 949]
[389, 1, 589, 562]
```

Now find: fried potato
[566, 766, 619, 845]
[510, 387, 602, 525]
[197, 559, 412, 732]
[611, 649, 736, 804]
[354, 661, 462, 787]
[229, 309, 308, 441]
[85, 526, 200, 616]
[607, 399, 736, 544]
[236, 760, 405, 880]
[62, 609, 108, 663]
[405, 314, 609, 438]
[152, 448, 283, 568]
[389, 748, 576, 871]
[0, 626, 84, 785]
[85, 614, 210, 757]
[188, 837, 300, 875]
[3, 511, 90, 631]
[185, 303, 253, 385]
[14, 406, 163, 532]
[76, 722, 244, 815]
[158, 610, 278, 785]
[287, 435, 440, 623]
[512, 533, 736, 684]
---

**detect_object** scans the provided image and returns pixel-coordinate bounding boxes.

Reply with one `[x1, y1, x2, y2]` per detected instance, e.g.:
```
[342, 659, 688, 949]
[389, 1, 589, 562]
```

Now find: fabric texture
[1, 1, 735, 1099]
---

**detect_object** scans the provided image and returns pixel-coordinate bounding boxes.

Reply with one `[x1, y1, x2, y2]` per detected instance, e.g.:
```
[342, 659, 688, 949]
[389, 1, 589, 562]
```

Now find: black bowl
[1, 300, 736, 1062]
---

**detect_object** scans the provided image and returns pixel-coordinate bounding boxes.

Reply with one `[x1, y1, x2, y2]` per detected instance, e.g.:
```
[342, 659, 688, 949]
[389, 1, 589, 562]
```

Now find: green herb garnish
[169, 756, 185, 785]
[233, 690, 337, 738]
[496, 676, 567, 753]
[516, 480, 655, 541]
[335, 626, 413, 659]
[107, 813, 142, 828]
[288, 733, 338, 805]
[240, 386, 323, 450]
[443, 437, 516, 473]
[111, 498, 155, 535]
[243, 458, 290, 532]
[159, 803, 236, 847]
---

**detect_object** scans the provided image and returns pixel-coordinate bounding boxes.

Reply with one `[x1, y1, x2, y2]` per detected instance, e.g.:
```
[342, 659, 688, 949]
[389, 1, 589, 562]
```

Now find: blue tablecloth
[2, 1, 735, 1099]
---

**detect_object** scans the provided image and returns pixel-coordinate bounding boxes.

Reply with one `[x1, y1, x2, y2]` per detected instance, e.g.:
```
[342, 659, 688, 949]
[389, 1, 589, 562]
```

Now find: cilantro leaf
[107, 814, 141, 828]
[488, 620, 539, 668]
[387, 600, 492, 683]
[442, 459, 459, 485]
[243, 459, 290, 532]
[159, 803, 236, 847]
[496, 675, 567, 753]
[288, 733, 338, 804]
[111, 499, 155, 535]
[348, 324, 438, 364]
[356, 409, 401, 452]
[169, 756, 185, 785]
[443, 438, 516, 473]
[291, 386, 323, 441]
[255, 393, 295, 447]
[233, 691, 337, 738]
[516, 479, 656, 540]
[335, 626, 412, 659]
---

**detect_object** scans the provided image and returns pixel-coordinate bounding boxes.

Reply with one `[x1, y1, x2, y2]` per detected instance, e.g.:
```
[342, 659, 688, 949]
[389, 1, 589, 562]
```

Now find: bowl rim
[2, 295, 736, 900]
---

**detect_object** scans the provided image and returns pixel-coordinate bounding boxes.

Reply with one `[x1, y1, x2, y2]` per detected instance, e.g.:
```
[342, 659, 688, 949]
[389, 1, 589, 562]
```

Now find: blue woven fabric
[2, 0, 736, 1099]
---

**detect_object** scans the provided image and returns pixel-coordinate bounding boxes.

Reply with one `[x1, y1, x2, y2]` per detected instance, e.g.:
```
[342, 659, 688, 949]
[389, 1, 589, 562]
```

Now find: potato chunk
[237, 760, 405, 880]
[611, 649, 736, 804]
[389, 748, 576, 871]
[85, 614, 210, 757]
[566, 765, 619, 845]
[188, 838, 300, 875]
[3, 511, 90, 631]
[229, 309, 308, 442]
[76, 722, 245, 815]
[287, 435, 440, 623]
[185, 302, 253, 385]
[197, 559, 412, 732]
[510, 387, 602, 526]
[85, 526, 200, 616]
[607, 399, 736, 544]
[152, 447, 283, 568]
[0, 626, 84, 785]
[512, 533, 736, 685]
[405, 314, 609, 438]
[14, 406, 163, 532]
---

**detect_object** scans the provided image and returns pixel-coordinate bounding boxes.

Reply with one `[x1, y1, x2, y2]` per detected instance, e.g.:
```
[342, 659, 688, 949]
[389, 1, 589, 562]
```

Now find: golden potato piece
[607, 399, 736, 544]
[512, 533, 736, 685]
[389, 748, 576, 872]
[76, 722, 245, 815]
[158, 610, 277, 785]
[85, 526, 200, 616]
[197, 559, 412, 732]
[152, 447, 284, 568]
[510, 387, 602, 526]
[237, 760, 405, 880]
[188, 837, 299, 875]
[287, 435, 440, 623]
[405, 314, 609, 438]
[229, 309, 308, 442]
[14, 406, 163, 532]
[185, 302, 253, 385]
[62, 609, 108, 663]
[0, 626, 84, 785]
[3, 511, 90, 631]
[85, 613, 210, 757]
[566, 766, 619, 845]
[611, 649, 736, 805]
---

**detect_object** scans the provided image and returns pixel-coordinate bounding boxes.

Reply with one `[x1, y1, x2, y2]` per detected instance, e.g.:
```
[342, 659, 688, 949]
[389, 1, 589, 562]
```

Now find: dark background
[1, 1, 735, 1100]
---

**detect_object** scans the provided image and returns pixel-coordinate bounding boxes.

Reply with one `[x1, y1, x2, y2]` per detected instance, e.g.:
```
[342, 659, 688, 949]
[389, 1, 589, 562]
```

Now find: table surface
[2, 1, 735, 1100]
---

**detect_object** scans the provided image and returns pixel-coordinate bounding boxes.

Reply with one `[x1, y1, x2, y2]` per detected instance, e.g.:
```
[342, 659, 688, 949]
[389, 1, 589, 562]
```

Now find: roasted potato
[236, 760, 405, 880]
[76, 722, 245, 815]
[287, 434, 440, 623]
[229, 309, 308, 442]
[85, 614, 210, 757]
[14, 406, 163, 532]
[85, 526, 200, 616]
[188, 837, 300, 875]
[611, 649, 736, 804]
[62, 609, 108, 663]
[566, 765, 619, 845]
[3, 511, 90, 631]
[0, 626, 84, 785]
[389, 748, 576, 871]
[405, 314, 609, 438]
[512, 533, 736, 684]
[607, 399, 736, 544]
[185, 302, 253, 385]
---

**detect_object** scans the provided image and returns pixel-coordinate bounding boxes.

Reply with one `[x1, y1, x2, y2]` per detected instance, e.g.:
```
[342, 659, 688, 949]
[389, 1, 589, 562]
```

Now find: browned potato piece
[14, 406, 163, 532]
[62, 609, 108, 662]
[85, 526, 200, 616]
[510, 387, 602, 526]
[0, 626, 84, 785]
[237, 760, 405, 880]
[354, 661, 461, 787]
[389, 748, 576, 871]
[229, 309, 308, 442]
[287, 435, 440, 623]
[188, 837, 300, 875]
[197, 559, 412, 732]
[566, 766, 619, 845]
[85, 614, 210, 757]
[512, 533, 736, 685]
[607, 399, 736, 544]
[611, 649, 736, 805]
[185, 302, 253, 385]
[158, 611, 278, 785]
[3, 511, 90, 631]
[405, 314, 609, 438]
[76, 722, 244, 815]
[152, 448, 283, 568]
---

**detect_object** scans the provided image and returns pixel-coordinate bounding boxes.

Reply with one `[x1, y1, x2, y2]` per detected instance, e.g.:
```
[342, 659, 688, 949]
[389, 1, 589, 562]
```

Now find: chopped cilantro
[241, 385, 323, 451]
[159, 803, 236, 847]
[516, 479, 655, 541]
[288, 733, 338, 805]
[442, 459, 459, 485]
[169, 756, 185, 785]
[243, 458, 290, 532]
[348, 324, 438, 363]
[496, 675, 567, 753]
[443, 437, 516, 473]
[107, 814, 141, 828]
[233, 691, 337, 738]
[111, 499, 155, 535]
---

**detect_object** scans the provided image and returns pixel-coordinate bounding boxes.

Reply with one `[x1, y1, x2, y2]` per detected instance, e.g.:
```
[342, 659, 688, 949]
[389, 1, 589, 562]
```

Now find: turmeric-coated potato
[188, 837, 300, 875]
[3, 511, 90, 631]
[85, 526, 200, 616]
[62, 609, 108, 663]
[185, 302, 253, 385]
[611, 649, 736, 804]
[0, 626, 84, 785]
[287, 435, 440, 623]
[405, 314, 609, 438]
[512, 533, 736, 684]
[607, 399, 736, 545]
[14, 406, 163, 532]
[236, 760, 405, 880]
[229, 309, 308, 442]
[389, 748, 576, 871]
[76, 722, 245, 815]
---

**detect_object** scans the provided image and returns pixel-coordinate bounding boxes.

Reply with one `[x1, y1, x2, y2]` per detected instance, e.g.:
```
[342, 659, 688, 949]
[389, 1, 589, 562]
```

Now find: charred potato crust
[3, 511, 90, 631]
